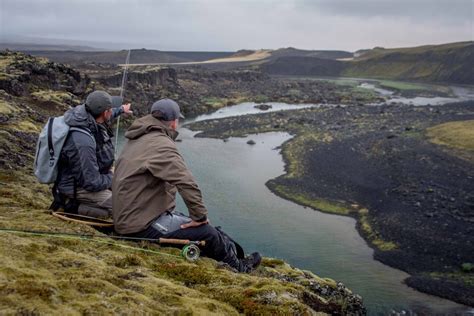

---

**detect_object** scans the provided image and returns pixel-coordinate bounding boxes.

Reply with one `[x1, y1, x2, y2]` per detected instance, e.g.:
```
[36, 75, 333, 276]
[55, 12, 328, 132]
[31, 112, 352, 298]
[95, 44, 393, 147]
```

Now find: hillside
[260, 42, 474, 84]
[261, 56, 346, 76]
[0, 51, 366, 315]
[345, 41, 474, 84]
[269, 47, 353, 60]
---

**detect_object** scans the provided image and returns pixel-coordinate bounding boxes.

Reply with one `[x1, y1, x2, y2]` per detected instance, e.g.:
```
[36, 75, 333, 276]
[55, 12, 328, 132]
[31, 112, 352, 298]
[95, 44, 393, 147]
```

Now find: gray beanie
[150, 98, 185, 121]
[85, 91, 122, 116]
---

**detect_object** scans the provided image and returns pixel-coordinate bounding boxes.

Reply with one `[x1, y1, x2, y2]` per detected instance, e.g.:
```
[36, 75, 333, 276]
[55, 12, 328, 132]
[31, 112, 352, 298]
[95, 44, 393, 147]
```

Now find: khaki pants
[67, 189, 112, 218]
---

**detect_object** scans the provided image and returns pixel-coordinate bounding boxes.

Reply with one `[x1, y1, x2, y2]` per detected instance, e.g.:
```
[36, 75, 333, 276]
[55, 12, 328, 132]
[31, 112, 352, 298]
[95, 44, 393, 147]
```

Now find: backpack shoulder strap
[47, 117, 55, 158]
[69, 127, 96, 147]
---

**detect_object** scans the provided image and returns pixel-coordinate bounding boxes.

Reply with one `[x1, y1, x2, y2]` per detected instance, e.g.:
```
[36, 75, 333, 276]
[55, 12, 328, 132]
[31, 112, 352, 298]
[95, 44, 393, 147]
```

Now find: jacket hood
[64, 104, 98, 132]
[125, 114, 178, 141]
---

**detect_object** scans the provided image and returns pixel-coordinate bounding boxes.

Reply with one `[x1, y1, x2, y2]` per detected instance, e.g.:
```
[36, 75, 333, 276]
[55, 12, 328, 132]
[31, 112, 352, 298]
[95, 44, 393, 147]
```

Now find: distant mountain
[9, 48, 235, 65]
[0, 42, 104, 51]
[269, 47, 353, 60]
[261, 42, 474, 84]
[345, 41, 474, 84]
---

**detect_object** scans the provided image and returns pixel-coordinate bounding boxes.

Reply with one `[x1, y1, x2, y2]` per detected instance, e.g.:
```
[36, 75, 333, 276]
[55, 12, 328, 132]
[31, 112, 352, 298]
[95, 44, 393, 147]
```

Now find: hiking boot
[221, 249, 262, 273]
[242, 252, 262, 272]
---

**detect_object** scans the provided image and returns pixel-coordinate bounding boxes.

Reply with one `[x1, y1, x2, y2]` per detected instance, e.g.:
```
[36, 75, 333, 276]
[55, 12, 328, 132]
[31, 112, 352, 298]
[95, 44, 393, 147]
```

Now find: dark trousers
[127, 224, 230, 262]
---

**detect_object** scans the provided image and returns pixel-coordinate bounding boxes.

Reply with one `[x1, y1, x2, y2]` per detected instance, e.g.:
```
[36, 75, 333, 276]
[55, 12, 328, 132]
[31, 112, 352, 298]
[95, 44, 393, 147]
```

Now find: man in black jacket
[56, 91, 131, 218]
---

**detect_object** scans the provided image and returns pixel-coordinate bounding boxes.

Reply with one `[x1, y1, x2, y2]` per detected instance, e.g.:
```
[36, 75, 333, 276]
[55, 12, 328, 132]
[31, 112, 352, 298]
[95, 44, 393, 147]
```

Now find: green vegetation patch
[0, 55, 15, 72]
[271, 183, 350, 216]
[201, 96, 228, 109]
[429, 271, 474, 287]
[426, 120, 474, 151]
[378, 80, 427, 91]
[31, 89, 74, 107]
[359, 210, 398, 251]
[461, 263, 474, 273]
[281, 131, 333, 178]
[0, 99, 18, 114]
[326, 78, 360, 87]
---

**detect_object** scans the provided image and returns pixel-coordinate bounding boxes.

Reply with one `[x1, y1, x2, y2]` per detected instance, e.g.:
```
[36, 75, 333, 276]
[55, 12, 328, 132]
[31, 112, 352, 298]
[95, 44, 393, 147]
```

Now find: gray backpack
[34, 116, 94, 184]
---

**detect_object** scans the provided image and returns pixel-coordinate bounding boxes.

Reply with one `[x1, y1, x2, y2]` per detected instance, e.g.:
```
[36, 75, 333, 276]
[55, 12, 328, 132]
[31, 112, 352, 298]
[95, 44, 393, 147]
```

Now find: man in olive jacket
[112, 99, 261, 272]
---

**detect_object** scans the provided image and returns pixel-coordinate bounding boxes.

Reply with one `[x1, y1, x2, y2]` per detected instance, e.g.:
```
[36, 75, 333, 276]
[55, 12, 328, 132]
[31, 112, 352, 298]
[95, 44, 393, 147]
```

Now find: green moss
[10, 119, 41, 133]
[272, 183, 350, 216]
[461, 263, 473, 273]
[0, 99, 18, 114]
[281, 131, 332, 178]
[31, 90, 73, 107]
[359, 211, 398, 251]
[201, 96, 228, 109]
[253, 94, 269, 103]
[429, 271, 474, 287]
[261, 258, 285, 268]
[0, 171, 51, 210]
[0, 55, 15, 72]
[326, 78, 360, 87]
[378, 80, 426, 91]
[112, 254, 144, 268]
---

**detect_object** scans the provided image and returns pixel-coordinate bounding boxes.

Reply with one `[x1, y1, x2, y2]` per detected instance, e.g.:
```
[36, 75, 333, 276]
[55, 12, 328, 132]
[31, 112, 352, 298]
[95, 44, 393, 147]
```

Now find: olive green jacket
[112, 115, 208, 234]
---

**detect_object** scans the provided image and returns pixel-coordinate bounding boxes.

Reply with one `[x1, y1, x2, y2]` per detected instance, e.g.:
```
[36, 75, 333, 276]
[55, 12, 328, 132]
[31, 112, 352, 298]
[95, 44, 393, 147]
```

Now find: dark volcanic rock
[254, 104, 272, 110]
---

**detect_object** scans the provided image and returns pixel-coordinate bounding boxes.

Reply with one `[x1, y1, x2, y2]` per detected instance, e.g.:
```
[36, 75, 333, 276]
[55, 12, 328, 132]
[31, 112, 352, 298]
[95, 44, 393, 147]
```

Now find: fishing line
[0, 228, 183, 259]
[114, 49, 131, 158]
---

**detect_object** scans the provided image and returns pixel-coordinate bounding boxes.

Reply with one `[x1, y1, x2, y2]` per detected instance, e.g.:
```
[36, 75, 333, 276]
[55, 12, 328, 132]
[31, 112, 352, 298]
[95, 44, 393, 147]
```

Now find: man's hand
[181, 219, 209, 229]
[122, 103, 133, 115]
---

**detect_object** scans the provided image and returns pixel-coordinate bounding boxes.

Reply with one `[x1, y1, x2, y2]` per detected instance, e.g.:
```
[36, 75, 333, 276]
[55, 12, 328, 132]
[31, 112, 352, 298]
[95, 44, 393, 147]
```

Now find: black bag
[49, 182, 79, 214]
[216, 226, 245, 259]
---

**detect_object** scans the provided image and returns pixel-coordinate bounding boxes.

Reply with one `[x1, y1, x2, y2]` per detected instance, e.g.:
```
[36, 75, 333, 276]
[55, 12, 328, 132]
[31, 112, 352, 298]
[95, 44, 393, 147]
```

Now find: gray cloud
[299, 0, 473, 24]
[1, 0, 472, 51]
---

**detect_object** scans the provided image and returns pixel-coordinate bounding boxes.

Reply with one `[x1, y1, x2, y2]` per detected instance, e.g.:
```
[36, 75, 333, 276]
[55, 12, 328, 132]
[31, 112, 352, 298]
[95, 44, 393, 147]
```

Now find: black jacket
[57, 104, 115, 194]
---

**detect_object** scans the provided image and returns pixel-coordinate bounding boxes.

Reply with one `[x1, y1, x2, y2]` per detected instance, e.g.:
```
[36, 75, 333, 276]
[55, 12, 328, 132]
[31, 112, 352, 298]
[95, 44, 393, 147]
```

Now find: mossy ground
[0, 165, 365, 314]
[31, 90, 75, 108]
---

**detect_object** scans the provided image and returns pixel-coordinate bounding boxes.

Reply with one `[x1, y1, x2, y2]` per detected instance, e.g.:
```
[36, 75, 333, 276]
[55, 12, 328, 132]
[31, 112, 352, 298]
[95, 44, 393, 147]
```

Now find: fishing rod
[0, 227, 204, 261]
[114, 49, 131, 158]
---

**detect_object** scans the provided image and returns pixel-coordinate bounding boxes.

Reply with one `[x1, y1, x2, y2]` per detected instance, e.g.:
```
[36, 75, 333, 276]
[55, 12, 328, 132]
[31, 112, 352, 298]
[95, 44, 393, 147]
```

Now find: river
[117, 97, 473, 315]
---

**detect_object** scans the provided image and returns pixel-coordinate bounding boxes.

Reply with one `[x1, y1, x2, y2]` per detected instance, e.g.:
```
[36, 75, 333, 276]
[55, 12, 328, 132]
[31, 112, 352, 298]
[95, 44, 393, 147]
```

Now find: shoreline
[187, 101, 474, 307]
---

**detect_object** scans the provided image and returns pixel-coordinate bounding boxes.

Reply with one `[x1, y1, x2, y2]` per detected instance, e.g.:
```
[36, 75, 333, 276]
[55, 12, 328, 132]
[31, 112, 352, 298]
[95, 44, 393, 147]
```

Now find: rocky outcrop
[254, 104, 272, 110]
[0, 51, 89, 97]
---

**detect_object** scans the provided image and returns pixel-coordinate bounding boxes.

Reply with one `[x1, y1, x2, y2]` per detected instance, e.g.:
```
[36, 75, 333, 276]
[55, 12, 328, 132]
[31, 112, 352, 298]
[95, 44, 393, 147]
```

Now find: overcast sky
[1, 0, 472, 51]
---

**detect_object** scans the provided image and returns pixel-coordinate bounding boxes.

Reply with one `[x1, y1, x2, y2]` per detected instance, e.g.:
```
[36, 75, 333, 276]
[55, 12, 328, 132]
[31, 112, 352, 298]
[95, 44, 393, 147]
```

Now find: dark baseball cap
[85, 91, 123, 116]
[150, 98, 185, 121]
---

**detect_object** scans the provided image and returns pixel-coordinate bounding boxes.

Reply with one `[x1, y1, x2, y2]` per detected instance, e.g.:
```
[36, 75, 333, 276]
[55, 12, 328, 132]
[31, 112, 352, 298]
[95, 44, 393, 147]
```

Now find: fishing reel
[181, 244, 201, 261]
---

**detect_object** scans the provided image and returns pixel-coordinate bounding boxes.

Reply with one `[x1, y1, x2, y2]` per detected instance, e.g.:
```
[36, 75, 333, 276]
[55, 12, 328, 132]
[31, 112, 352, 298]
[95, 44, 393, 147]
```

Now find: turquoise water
[171, 129, 470, 315]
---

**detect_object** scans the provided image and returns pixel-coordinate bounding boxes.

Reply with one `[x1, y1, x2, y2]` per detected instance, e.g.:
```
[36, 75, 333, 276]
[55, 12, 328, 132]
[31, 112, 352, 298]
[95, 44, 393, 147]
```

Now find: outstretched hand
[181, 219, 209, 229]
[122, 103, 133, 116]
